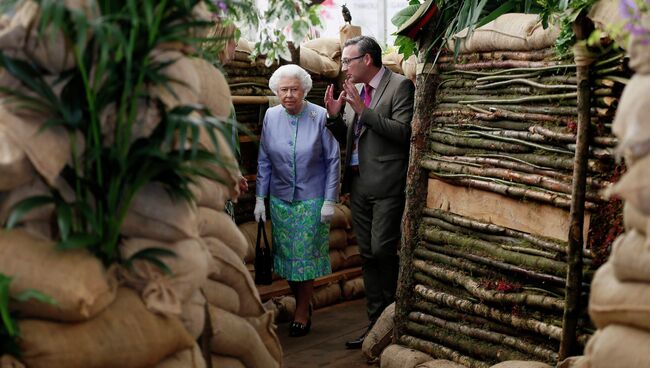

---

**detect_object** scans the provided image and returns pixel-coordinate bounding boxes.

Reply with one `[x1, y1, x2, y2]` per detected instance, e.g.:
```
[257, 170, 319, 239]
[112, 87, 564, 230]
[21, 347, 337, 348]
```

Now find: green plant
[0, 273, 55, 356]
[2, 0, 238, 266]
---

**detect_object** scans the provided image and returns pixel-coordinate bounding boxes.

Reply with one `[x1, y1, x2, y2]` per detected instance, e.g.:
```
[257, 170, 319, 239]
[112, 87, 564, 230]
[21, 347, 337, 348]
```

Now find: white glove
[254, 197, 266, 222]
[320, 201, 335, 224]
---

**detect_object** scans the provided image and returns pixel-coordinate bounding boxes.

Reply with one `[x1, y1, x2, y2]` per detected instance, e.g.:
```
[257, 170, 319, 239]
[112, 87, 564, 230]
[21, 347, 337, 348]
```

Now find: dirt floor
[278, 298, 375, 368]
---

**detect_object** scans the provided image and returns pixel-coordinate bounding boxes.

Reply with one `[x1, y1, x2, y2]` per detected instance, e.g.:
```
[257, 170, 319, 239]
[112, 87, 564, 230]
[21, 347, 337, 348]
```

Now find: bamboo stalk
[413, 260, 565, 311]
[476, 78, 575, 91]
[437, 49, 558, 63]
[429, 173, 597, 210]
[429, 131, 532, 152]
[406, 321, 532, 362]
[421, 208, 569, 253]
[420, 242, 568, 285]
[560, 16, 591, 360]
[421, 227, 567, 276]
[458, 92, 578, 105]
[421, 159, 594, 200]
[400, 335, 490, 368]
[409, 312, 559, 362]
[420, 216, 565, 257]
[414, 284, 564, 340]
[231, 95, 271, 105]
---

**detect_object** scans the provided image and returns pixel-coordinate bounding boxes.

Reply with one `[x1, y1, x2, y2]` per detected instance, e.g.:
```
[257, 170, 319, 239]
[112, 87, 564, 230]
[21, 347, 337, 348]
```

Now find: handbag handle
[256, 221, 270, 252]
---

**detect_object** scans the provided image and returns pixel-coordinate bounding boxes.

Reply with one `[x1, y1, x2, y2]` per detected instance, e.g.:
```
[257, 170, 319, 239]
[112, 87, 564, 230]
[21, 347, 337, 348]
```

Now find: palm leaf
[5, 196, 54, 229]
[125, 247, 177, 275]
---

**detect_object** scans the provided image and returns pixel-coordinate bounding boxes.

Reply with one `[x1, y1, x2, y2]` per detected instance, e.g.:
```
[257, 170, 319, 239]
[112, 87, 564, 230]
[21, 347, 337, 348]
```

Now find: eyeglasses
[341, 54, 365, 66]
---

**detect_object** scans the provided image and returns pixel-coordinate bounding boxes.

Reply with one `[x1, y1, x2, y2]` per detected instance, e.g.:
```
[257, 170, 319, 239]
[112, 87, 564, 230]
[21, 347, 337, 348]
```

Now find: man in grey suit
[324, 36, 415, 349]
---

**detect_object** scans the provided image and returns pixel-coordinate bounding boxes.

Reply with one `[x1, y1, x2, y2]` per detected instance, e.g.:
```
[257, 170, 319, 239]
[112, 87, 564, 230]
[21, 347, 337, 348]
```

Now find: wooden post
[559, 12, 594, 360]
[394, 21, 440, 341]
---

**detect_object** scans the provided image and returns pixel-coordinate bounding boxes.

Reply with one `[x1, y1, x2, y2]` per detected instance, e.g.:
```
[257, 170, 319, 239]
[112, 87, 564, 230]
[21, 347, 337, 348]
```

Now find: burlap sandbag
[416, 360, 466, 368]
[624, 201, 648, 235]
[120, 237, 210, 316]
[190, 176, 229, 212]
[190, 57, 231, 119]
[611, 74, 650, 165]
[19, 287, 194, 368]
[556, 355, 589, 368]
[363, 302, 395, 361]
[0, 229, 116, 321]
[606, 154, 650, 215]
[150, 50, 200, 109]
[382, 52, 405, 74]
[237, 220, 273, 263]
[0, 127, 34, 191]
[202, 279, 241, 314]
[263, 295, 296, 323]
[589, 262, 650, 331]
[402, 54, 417, 84]
[0, 105, 74, 186]
[300, 47, 340, 79]
[0, 355, 24, 368]
[610, 230, 650, 282]
[179, 290, 206, 339]
[342, 245, 363, 268]
[196, 127, 241, 201]
[209, 306, 280, 368]
[155, 342, 206, 368]
[342, 276, 365, 300]
[211, 355, 246, 368]
[245, 311, 283, 364]
[347, 229, 358, 245]
[448, 13, 560, 53]
[303, 37, 341, 60]
[329, 228, 349, 250]
[330, 249, 345, 271]
[489, 361, 552, 368]
[121, 182, 198, 242]
[588, 0, 623, 39]
[199, 207, 249, 260]
[380, 344, 432, 368]
[99, 99, 161, 147]
[584, 325, 650, 368]
[330, 204, 351, 230]
[312, 283, 341, 309]
[0, 0, 97, 74]
[340, 24, 362, 45]
[206, 235, 265, 317]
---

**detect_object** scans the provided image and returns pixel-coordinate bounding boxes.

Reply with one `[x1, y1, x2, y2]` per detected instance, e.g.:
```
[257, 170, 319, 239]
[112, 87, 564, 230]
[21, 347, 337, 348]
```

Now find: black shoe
[345, 327, 370, 349]
[289, 319, 311, 337]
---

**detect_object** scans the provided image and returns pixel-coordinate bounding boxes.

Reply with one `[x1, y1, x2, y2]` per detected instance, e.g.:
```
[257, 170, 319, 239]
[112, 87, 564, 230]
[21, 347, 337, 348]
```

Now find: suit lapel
[369, 69, 392, 110]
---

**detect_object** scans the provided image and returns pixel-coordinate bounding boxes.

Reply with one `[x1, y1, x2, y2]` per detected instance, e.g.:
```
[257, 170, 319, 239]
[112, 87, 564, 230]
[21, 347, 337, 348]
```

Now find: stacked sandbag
[300, 37, 341, 79]
[363, 302, 395, 364]
[380, 344, 433, 368]
[575, 45, 650, 367]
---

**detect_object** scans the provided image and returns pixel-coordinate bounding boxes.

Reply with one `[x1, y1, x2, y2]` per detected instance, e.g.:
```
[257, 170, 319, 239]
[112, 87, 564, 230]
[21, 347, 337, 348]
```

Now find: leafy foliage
[0, 273, 55, 356]
[2, 0, 238, 266]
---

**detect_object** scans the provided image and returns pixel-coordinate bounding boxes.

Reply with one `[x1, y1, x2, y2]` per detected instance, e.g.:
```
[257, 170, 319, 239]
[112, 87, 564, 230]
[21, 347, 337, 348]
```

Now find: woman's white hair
[268, 64, 312, 96]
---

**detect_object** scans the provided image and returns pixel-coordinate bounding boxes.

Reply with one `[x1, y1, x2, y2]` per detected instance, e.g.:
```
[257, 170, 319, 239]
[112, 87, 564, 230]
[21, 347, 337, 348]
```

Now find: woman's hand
[254, 197, 266, 222]
[320, 201, 335, 224]
[324, 84, 346, 117]
[238, 175, 249, 193]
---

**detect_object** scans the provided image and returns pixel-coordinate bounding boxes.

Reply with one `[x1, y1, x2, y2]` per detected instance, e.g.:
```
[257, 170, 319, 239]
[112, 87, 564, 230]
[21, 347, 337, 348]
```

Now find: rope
[573, 40, 598, 67]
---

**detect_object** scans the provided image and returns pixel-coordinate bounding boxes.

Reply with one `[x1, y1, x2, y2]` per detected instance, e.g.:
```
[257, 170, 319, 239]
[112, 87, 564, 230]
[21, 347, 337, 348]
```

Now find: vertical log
[559, 13, 593, 360]
[394, 18, 440, 342]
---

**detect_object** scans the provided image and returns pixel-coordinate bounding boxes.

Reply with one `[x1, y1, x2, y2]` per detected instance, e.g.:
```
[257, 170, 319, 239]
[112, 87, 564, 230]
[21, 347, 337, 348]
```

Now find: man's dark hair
[344, 36, 382, 68]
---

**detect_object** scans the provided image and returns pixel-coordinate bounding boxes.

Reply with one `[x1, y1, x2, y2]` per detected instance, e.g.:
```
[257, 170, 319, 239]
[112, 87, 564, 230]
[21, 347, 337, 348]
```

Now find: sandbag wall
[397, 45, 627, 366]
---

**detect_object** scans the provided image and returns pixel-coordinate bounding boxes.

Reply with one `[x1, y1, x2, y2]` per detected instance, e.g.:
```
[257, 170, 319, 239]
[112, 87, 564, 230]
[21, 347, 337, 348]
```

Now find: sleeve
[255, 112, 272, 198]
[360, 77, 415, 144]
[321, 118, 341, 202]
[325, 113, 348, 145]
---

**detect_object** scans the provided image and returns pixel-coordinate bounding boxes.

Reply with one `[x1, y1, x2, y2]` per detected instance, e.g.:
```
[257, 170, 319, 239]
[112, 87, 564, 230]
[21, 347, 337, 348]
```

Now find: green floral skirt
[270, 196, 331, 281]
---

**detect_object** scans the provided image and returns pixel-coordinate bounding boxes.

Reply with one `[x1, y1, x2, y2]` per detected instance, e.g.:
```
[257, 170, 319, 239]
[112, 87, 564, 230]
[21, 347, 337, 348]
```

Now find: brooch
[310, 110, 317, 120]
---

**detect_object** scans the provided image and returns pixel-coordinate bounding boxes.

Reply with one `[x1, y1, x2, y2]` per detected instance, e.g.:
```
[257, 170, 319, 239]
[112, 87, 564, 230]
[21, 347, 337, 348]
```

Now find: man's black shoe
[345, 331, 366, 349]
[345, 323, 373, 349]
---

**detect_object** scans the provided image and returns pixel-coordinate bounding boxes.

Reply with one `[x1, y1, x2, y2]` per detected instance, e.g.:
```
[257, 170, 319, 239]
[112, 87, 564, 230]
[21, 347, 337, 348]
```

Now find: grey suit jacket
[328, 69, 415, 198]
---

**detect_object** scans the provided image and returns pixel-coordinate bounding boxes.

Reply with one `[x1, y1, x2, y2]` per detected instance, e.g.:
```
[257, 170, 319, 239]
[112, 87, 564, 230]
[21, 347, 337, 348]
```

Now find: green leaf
[477, 1, 515, 27]
[14, 289, 57, 306]
[6, 196, 54, 229]
[126, 247, 177, 275]
[56, 203, 73, 241]
[57, 233, 100, 250]
[391, 4, 421, 27]
[0, 274, 16, 337]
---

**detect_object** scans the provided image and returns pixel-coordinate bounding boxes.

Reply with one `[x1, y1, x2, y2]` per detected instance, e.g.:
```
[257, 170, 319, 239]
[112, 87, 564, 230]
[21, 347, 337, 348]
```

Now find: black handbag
[254, 221, 273, 285]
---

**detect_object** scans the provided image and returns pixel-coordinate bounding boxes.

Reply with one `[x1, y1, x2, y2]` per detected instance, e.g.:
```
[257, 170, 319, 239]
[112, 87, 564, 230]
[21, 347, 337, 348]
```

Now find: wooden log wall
[224, 54, 340, 224]
[397, 46, 628, 367]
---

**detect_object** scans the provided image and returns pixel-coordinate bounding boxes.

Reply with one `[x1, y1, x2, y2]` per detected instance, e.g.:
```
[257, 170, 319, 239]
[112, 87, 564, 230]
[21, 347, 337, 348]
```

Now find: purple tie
[363, 84, 373, 108]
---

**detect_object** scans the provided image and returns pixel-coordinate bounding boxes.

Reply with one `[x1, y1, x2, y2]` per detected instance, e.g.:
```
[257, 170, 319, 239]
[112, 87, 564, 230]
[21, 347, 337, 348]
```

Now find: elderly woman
[254, 64, 340, 337]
